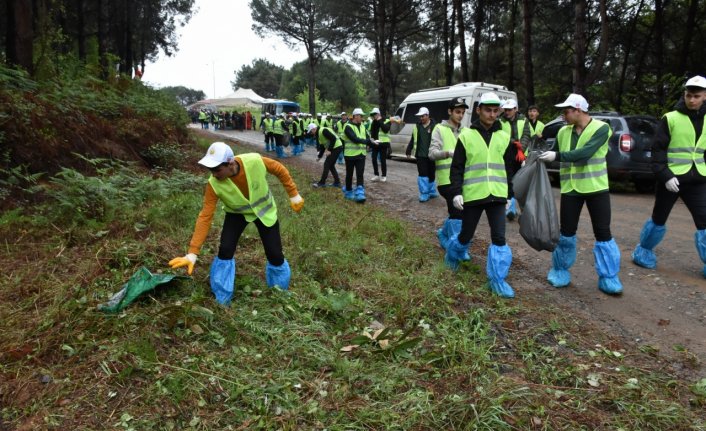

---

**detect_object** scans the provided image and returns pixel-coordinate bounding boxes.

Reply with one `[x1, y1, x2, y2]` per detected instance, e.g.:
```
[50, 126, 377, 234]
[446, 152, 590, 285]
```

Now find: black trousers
[265, 132, 274, 146]
[371, 142, 390, 176]
[559, 191, 612, 241]
[459, 202, 506, 246]
[416, 157, 436, 182]
[218, 213, 284, 266]
[438, 184, 464, 219]
[345, 155, 366, 190]
[318, 146, 342, 185]
[651, 181, 706, 230]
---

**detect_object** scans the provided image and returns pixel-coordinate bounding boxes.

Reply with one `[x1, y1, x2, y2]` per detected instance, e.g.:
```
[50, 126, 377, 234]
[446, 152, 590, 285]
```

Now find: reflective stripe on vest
[434, 124, 460, 186]
[459, 128, 510, 202]
[378, 119, 391, 143]
[208, 153, 278, 227]
[665, 111, 706, 176]
[557, 119, 610, 194]
[342, 122, 367, 157]
[319, 127, 342, 149]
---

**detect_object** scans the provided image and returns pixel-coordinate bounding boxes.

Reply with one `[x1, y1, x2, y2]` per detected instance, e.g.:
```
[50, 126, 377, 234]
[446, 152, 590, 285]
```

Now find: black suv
[537, 112, 659, 192]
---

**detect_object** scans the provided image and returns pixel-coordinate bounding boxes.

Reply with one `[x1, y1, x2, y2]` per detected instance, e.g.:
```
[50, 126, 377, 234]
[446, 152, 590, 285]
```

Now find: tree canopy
[232, 59, 285, 99]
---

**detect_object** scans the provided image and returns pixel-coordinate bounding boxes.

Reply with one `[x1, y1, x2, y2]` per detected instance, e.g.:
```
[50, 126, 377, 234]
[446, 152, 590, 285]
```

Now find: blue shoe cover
[594, 239, 623, 295]
[506, 198, 518, 220]
[487, 244, 515, 298]
[695, 229, 706, 278]
[210, 257, 236, 305]
[354, 185, 366, 203]
[417, 177, 429, 202]
[448, 218, 471, 261]
[266, 259, 291, 290]
[631, 219, 666, 269]
[428, 180, 439, 198]
[548, 235, 576, 288]
[437, 218, 451, 250]
[444, 235, 470, 271]
[343, 187, 355, 200]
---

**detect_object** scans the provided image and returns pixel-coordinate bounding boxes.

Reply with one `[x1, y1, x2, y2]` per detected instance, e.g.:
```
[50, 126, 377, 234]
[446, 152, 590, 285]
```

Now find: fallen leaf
[379, 339, 389, 349]
[191, 324, 204, 335]
[532, 417, 542, 426]
[340, 345, 358, 352]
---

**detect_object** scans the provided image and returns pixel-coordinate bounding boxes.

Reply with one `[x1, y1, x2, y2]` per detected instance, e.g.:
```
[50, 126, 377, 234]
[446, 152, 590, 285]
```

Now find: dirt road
[202, 127, 706, 370]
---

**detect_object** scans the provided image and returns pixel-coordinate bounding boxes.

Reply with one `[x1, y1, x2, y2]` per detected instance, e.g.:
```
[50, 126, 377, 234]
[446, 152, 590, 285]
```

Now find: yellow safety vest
[557, 119, 610, 194]
[342, 122, 368, 157]
[665, 111, 706, 176]
[208, 153, 278, 227]
[434, 124, 462, 186]
[529, 120, 545, 137]
[378, 119, 391, 143]
[319, 127, 342, 149]
[459, 128, 510, 202]
[501, 118, 526, 141]
[263, 118, 274, 133]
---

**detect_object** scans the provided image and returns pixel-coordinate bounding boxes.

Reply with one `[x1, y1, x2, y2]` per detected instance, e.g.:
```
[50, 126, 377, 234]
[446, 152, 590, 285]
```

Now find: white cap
[415, 107, 430, 116]
[370, 107, 381, 115]
[478, 92, 501, 105]
[307, 123, 317, 133]
[685, 75, 706, 89]
[351, 108, 364, 116]
[555, 93, 589, 112]
[501, 99, 518, 109]
[340, 111, 347, 115]
[198, 142, 234, 168]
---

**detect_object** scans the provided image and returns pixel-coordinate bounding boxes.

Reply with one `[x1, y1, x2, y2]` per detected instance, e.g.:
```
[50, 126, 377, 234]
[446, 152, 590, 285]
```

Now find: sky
[144, 0, 306, 99]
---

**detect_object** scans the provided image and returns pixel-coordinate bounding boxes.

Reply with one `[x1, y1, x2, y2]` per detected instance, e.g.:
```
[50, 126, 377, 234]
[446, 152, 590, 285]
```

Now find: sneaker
[381, 176, 387, 182]
[329, 182, 342, 188]
[370, 175, 380, 182]
[312, 182, 325, 188]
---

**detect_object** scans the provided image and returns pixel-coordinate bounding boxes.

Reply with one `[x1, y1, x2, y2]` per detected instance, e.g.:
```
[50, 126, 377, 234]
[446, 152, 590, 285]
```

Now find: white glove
[452, 195, 465, 211]
[289, 194, 304, 213]
[665, 177, 680, 193]
[446, 150, 454, 158]
[521, 160, 526, 168]
[538, 151, 556, 162]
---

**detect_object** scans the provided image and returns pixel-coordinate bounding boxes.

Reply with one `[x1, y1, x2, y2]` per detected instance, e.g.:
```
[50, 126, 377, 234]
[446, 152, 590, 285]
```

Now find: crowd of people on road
[190, 108, 257, 132]
[170, 75, 706, 305]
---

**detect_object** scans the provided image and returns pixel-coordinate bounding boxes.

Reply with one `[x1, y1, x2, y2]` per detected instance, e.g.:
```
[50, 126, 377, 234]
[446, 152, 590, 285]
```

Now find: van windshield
[403, 101, 450, 124]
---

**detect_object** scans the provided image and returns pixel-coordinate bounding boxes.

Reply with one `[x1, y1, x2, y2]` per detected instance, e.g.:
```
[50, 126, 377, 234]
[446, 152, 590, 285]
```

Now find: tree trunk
[508, 0, 518, 91]
[443, 0, 453, 85]
[123, 0, 133, 75]
[455, 0, 469, 82]
[584, 0, 610, 88]
[677, 0, 698, 75]
[573, 0, 587, 93]
[471, 0, 484, 81]
[6, 0, 34, 73]
[521, 0, 535, 105]
[374, 0, 389, 114]
[98, 0, 109, 79]
[654, 0, 664, 106]
[75, 0, 86, 62]
[616, 0, 645, 112]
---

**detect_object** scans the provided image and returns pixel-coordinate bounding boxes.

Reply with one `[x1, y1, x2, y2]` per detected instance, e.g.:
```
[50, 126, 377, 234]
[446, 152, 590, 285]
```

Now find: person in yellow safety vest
[198, 109, 208, 129]
[342, 108, 375, 202]
[334, 113, 348, 165]
[369, 107, 394, 182]
[289, 113, 304, 156]
[537, 93, 622, 295]
[444, 92, 515, 298]
[309, 122, 343, 188]
[261, 113, 275, 152]
[406, 107, 438, 202]
[430, 97, 470, 259]
[527, 105, 545, 139]
[168, 142, 304, 305]
[273, 114, 288, 158]
[499, 99, 531, 220]
[632, 75, 706, 278]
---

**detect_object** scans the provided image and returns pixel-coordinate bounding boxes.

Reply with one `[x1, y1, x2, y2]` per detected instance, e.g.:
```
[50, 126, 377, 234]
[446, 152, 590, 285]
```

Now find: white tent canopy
[211, 88, 266, 107]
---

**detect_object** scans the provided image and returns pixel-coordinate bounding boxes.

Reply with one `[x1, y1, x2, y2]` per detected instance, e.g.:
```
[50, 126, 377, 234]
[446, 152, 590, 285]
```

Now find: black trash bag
[514, 152, 560, 252]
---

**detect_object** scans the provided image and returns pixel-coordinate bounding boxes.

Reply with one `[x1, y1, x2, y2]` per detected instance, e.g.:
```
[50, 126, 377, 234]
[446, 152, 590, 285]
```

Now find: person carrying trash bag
[537, 94, 623, 295]
[308, 122, 342, 188]
[430, 97, 470, 260]
[444, 92, 516, 298]
[499, 99, 531, 221]
[406, 107, 438, 202]
[342, 108, 375, 203]
[632, 76, 706, 277]
[168, 142, 304, 305]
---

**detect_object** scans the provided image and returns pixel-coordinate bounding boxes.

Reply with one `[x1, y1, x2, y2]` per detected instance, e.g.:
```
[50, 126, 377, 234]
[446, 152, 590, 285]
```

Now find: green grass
[1, 136, 705, 430]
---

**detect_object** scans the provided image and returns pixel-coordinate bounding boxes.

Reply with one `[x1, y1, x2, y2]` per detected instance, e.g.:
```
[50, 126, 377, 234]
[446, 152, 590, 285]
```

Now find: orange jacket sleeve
[187, 182, 218, 255]
[262, 156, 299, 197]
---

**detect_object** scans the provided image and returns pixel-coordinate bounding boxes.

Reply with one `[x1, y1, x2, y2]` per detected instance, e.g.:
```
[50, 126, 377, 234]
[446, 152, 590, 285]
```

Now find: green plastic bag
[98, 266, 189, 313]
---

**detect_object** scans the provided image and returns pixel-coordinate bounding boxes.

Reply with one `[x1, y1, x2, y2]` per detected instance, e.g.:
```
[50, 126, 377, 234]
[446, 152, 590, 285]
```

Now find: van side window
[403, 101, 451, 125]
[470, 102, 480, 123]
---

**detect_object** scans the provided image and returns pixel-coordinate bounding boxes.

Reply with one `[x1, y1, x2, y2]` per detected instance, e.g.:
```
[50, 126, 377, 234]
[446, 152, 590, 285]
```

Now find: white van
[388, 82, 517, 158]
